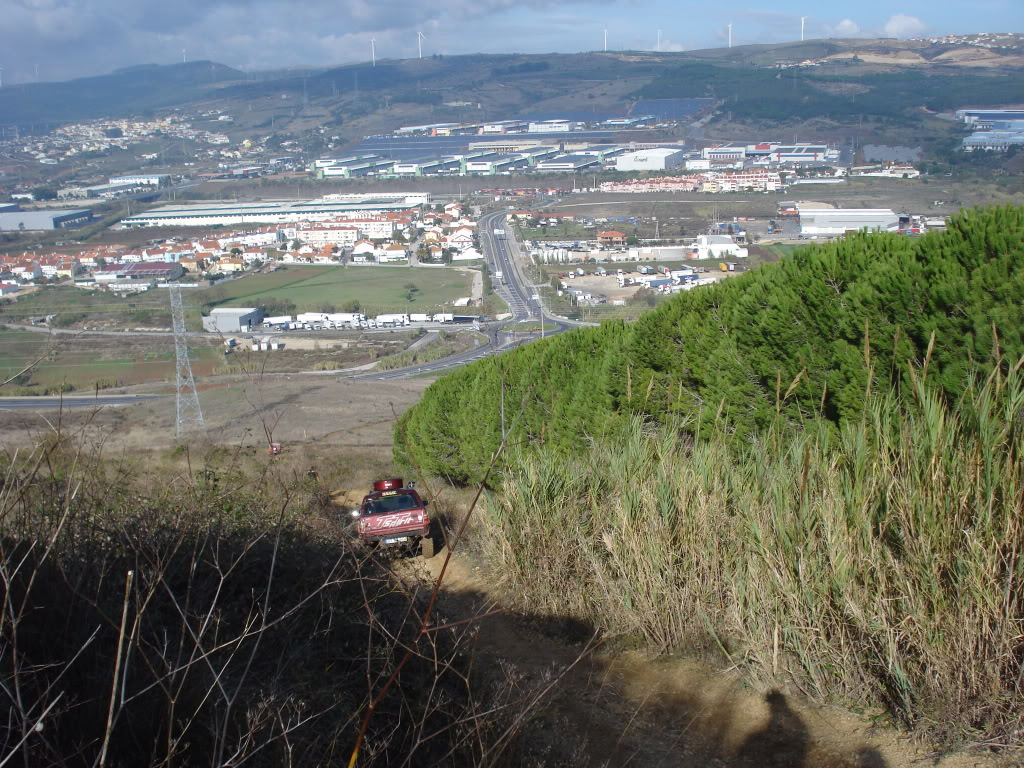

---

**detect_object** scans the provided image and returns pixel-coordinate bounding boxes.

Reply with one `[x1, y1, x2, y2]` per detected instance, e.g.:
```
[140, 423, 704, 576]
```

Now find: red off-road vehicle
[351, 478, 435, 558]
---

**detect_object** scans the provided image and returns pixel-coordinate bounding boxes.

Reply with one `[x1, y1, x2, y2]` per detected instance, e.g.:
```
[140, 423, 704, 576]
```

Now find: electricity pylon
[169, 285, 204, 436]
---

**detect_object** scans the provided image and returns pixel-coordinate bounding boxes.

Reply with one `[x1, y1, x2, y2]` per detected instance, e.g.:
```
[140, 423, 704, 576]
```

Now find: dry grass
[478, 363, 1024, 746]
[0, 420, 569, 767]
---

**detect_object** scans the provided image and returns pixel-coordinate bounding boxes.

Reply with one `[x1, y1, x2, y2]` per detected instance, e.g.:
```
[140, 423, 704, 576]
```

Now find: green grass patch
[0, 286, 175, 329]
[197, 266, 473, 314]
[0, 331, 221, 391]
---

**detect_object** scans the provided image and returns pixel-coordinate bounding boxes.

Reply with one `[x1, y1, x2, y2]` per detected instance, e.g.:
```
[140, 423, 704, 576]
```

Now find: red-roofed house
[597, 230, 626, 246]
[379, 243, 407, 263]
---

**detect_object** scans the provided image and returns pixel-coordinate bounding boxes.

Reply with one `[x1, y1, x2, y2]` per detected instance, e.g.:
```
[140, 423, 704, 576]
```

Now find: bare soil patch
[0, 374, 432, 453]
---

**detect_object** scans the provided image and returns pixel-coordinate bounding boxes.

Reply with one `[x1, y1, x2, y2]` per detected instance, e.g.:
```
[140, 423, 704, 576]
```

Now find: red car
[352, 479, 435, 558]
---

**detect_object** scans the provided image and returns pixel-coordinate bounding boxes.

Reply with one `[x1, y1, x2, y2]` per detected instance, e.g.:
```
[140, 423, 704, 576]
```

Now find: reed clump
[481, 365, 1024, 744]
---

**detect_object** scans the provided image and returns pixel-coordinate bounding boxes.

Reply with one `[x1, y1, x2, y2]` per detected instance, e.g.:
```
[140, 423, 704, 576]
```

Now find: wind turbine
[603, 28, 608, 52]
[0, 69, 4, 89]
[801, 16, 807, 42]
[727, 23, 733, 48]
[181, 49, 186, 63]
[657, 29, 662, 52]
[417, 30, 425, 60]
[371, 38, 376, 67]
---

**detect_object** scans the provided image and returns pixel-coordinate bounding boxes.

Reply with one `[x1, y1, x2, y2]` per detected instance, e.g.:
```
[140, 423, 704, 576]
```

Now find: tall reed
[480, 365, 1024, 741]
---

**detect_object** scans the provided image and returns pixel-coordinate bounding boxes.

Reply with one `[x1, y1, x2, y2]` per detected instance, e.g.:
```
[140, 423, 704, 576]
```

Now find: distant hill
[0, 61, 243, 126]
[3, 38, 1023, 132]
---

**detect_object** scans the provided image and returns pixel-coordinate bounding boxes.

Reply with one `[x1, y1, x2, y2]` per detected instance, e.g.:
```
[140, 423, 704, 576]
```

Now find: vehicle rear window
[363, 493, 420, 515]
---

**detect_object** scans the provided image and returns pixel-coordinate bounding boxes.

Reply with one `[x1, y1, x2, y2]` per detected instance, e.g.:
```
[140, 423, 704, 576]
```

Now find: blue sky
[1, 0, 1021, 83]
[445, 1, 1021, 56]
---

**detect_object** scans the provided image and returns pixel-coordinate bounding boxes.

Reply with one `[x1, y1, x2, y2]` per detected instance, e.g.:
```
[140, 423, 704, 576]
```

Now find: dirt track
[411, 545, 1007, 768]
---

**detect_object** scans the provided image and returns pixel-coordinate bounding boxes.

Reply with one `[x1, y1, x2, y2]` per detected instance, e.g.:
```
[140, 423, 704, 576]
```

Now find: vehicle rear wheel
[420, 536, 435, 559]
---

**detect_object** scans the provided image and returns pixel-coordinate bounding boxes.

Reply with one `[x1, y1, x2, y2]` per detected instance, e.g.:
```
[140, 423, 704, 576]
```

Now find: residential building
[297, 225, 360, 248]
[214, 257, 246, 273]
[597, 230, 627, 247]
[352, 240, 376, 256]
[379, 244, 408, 262]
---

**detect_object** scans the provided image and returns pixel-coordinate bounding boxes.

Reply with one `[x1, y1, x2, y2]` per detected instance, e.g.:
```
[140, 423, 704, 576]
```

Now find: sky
[1, 0, 1022, 85]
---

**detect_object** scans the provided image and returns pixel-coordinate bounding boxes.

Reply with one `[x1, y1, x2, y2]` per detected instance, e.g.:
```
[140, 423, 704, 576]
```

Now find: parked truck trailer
[375, 314, 410, 327]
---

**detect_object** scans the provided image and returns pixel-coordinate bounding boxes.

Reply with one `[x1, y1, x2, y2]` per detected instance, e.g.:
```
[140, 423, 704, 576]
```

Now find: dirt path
[416, 549, 1005, 768]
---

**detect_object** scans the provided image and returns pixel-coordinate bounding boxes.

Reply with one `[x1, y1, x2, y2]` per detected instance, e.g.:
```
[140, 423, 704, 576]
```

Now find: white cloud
[883, 14, 928, 39]
[833, 19, 861, 38]
[0, 0, 617, 82]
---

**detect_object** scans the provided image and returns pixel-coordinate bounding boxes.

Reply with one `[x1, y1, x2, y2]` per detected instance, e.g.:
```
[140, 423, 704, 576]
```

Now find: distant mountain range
[1, 37, 1022, 131]
[0, 61, 242, 126]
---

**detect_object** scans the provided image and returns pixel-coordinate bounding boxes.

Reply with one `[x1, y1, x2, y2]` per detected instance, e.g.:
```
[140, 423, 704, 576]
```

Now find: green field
[0, 331, 222, 393]
[0, 286, 175, 328]
[199, 266, 474, 313]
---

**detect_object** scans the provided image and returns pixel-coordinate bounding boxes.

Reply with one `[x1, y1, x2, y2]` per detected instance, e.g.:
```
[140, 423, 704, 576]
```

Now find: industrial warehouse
[0, 206, 94, 231]
[120, 193, 430, 227]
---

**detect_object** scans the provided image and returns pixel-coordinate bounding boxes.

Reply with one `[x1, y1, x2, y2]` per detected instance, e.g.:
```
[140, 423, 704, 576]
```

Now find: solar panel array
[628, 98, 714, 120]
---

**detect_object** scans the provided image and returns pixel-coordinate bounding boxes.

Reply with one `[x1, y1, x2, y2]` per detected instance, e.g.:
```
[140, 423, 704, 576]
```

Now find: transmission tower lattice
[169, 285, 204, 436]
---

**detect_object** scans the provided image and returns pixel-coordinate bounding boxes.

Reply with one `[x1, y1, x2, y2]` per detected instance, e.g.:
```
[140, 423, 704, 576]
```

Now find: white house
[239, 248, 266, 263]
[691, 235, 748, 260]
[444, 227, 475, 251]
[351, 240, 376, 256]
[379, 243, 408, 262]
[451, 247, 483, 261]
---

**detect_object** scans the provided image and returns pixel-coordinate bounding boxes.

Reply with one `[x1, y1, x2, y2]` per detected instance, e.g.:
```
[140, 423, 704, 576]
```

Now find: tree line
[397, 206, 1024, 483]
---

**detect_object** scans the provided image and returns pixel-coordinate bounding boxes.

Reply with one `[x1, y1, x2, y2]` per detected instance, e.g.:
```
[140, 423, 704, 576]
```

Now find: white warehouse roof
[798, 208, 898, 237]
[209, 307, 260, 315]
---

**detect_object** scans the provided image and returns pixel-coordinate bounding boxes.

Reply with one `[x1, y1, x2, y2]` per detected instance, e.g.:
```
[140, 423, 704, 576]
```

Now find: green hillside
[396, 205, 1024, 744]
[397, 205, 1024, 482]
[638, 60, 1024, 123]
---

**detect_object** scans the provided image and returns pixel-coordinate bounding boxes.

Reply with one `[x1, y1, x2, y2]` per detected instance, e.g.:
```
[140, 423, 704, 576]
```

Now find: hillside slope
[397, 205, 1024, 748]
[397, 205, 1024, 483]
[0, 61, 242, 125]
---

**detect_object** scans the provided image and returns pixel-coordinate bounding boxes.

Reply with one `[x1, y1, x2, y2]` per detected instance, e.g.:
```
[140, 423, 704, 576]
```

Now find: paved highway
[479, 208, 585, 334]
[350, 207, 584, 380]
[0, 394, 161, 410]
